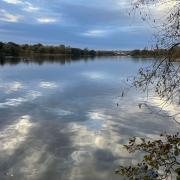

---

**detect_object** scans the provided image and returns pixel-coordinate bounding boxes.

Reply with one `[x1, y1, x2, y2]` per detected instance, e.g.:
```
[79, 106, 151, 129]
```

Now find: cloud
[82, 25, 145, 38]
[0, 0, 153, 49]
[133, 0, 176, 17]
[37, 18, 57, 24]
[155, 0, 177, 12]
[23, 2, 39, 12]
[2, 0, 21, 4]
[2, 0, 40, 12]
[82, 29, 109, 37]
[39, 81, 58, 89]
[117, 25, 145, 32]
[0, 9, 22, 22]
[115, 0, 131, 9]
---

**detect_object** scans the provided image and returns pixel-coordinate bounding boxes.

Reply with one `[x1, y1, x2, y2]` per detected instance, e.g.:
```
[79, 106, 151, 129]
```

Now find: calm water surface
[0, 56, 178, 180]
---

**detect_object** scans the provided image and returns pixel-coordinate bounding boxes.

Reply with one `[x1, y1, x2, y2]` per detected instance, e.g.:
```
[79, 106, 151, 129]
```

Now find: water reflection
[0, 56, 179, 180]
[0, 91, 42, 108]
[0, 55, 97, 66]
[0, 115, 34, 156]
[0, 81, 24, 94]
[81, 71, 109, 80]
[0, 55, 155, 66]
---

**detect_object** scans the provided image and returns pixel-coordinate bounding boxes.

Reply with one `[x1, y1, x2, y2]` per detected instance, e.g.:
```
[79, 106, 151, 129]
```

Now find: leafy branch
[115, 133, 180, 179]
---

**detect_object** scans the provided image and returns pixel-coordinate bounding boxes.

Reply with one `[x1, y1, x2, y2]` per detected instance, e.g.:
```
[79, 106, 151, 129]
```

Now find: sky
[0, 0, 161, 50]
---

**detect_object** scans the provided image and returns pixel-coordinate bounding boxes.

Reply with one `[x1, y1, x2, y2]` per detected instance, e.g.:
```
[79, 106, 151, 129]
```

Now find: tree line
[0, 42, 179, 59]
[0, 42, 116, 57]
[131, 47, 180, 59]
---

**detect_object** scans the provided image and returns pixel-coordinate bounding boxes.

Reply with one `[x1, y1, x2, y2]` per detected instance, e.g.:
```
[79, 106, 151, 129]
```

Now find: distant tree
[0, 42, 4, 55]
[2, 42, 20, 56]
[71, 48, 82, 57]
[0, 42, 115, 58]
[83, 48, 89, 56]
[131, 49, 141, 56]
[89, 50, 96, 56]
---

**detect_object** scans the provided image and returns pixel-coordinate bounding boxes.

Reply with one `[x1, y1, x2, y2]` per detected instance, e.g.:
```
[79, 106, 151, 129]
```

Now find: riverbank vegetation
[130, 47, 180, 59]
[0, 41, 179, 60]
[0, 42, 116, 57]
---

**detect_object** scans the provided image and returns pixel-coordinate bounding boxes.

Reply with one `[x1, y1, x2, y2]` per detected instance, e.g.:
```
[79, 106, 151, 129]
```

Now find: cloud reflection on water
[0, 57, 179, 180]
[150, 96, 180, 123]
[0, 91, 42, 108]
[45, 107, 73, 116]
[63, 109, 135, 180]
[81, 71, 109, 80]
[0, 115, 34, 156]
[0, 81, 25, 94]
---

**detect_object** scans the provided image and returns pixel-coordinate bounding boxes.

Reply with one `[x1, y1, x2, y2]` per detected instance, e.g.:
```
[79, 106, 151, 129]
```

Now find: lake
[0, 56, 179, 180]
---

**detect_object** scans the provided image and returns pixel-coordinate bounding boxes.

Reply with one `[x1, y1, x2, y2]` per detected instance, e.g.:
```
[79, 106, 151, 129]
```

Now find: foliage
[130, 0, 180, 104]
[115, 133, 180, 179]
[116, 0, 180, 179]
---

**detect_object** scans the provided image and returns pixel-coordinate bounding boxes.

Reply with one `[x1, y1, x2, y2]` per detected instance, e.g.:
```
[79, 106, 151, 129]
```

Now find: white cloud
[39, 81, 58, 89]
[137, 0, 177, 25]
[118, 25, 145, 32]
[2, 0, 21, 4]
[23, 2, 39, 12]
[82, 29, 108, 37]
[37, 17, 57, 24]
[116, 0, 130, 8]
[133, 0, 177, 15]
[0, 9, 22, 22]
[3, 0, 40, 13]
[156, 1, 177, 12]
